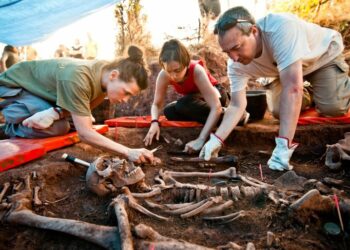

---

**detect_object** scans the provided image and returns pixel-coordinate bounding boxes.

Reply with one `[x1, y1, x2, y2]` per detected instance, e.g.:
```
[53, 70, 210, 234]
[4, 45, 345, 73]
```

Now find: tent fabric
[298, 108, 350, 125]
[0, 0, 120, 46]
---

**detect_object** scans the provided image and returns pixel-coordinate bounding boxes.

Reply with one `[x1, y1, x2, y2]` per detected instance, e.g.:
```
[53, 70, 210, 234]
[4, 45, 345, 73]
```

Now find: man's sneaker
[237, 111, 250, 126]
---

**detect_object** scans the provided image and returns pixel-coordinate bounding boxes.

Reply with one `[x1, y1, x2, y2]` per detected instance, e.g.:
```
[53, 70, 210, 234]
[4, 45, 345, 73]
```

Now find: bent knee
[317, 105, 348, 117]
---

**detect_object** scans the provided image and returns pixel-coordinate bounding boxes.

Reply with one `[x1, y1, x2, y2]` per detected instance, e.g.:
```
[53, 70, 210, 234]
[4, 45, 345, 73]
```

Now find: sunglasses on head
[214, 18, 251, 35]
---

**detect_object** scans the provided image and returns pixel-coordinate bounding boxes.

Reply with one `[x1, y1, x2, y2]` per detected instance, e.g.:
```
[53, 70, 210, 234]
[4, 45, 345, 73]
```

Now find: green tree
[114, 0, 156, 58]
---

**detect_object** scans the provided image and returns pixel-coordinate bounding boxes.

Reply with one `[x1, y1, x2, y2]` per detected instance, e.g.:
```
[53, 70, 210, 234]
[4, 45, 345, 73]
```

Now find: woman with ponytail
[0, 45, 155, 164]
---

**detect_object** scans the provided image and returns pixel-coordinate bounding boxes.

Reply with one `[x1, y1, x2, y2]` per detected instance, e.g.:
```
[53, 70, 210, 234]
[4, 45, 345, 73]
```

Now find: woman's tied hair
[104, 45, 149, 90]
[214, 6, 255, 37]
[159, 39, 190, 69]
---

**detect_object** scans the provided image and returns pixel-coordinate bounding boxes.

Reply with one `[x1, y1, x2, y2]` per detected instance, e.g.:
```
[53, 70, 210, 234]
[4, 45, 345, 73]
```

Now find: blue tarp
[0, 0, 120, 46]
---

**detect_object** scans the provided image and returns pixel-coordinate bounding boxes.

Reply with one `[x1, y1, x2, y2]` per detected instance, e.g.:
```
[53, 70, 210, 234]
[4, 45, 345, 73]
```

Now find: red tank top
[169, 60, 217, 95]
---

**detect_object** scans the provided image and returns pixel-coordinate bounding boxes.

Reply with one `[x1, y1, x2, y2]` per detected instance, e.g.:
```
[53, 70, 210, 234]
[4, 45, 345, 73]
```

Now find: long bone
[33, 186, 42, 206]
[164, 167, 238, 179]
[134, 223, 214, 250]
[110, 195, 134, 250]
[4, 178, 120, 250]
[0, 182, 10, 203]
[170, 155, 238, 165]
[202, 210, 247, 224]
[163, 167, 274, 190]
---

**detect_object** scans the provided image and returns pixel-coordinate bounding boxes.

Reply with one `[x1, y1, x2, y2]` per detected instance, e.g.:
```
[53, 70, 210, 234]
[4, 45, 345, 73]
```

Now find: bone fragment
[0, 182, 10, 203]
[181, 196, 222, 218]
[217, 242, 243, 250]
[164, 202, 195, 210]
[201, 200, 234, 215]
[111, 196, 134, 250]
[267, 231, 275, 247]
[122, 187, 168, 221]
[268, 191, 280, 205]
[246, 242, 256, 250]
[323, 177, 344, 186]
[32, 171, 37, 179]
[13, 182, 23, 191]
[240, 175, 272, 189]
[144, 200, 169, 210]
[131, 187, 161, 198]
[134, 223, 214, 250]
[170, 155, 237, 165]
[202, 210, 245, 221]
[165, 198, 209, 215]
[33, 186, 42, 206]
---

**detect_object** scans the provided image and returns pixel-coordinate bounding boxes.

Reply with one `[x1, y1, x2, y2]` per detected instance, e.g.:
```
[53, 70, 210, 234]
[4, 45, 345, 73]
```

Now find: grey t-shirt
[228, 13, 344, 92]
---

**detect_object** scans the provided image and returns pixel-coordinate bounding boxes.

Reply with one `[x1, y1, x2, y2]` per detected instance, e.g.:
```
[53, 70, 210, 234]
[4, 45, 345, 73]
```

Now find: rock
[290, 189, 333, 212]
[274, 171, 307, 191]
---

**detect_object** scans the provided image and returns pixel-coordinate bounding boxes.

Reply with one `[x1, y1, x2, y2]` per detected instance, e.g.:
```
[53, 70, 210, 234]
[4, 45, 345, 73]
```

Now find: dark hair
[4, 45, 18, 54]
[214, 6, 255, 37]
[104, 45, 149, 90]
[159, 39, 190, 69]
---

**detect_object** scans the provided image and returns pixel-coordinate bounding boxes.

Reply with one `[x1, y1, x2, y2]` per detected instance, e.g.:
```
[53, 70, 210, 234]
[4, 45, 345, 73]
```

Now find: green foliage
[270, 0, 350, 50]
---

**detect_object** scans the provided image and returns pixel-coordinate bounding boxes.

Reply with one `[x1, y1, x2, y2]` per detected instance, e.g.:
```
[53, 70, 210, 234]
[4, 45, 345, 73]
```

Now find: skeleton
[1, 174, 254, 250]
[85, 155, 150, 196]
[114, 167, 278, 223]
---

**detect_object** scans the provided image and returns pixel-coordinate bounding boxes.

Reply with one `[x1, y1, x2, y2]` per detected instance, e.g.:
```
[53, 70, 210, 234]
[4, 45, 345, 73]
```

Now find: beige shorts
[266, 55, 350, 118]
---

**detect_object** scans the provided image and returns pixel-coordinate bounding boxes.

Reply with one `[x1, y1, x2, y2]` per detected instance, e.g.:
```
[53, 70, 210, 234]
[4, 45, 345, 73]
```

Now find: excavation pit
[0, 121, 350, 250]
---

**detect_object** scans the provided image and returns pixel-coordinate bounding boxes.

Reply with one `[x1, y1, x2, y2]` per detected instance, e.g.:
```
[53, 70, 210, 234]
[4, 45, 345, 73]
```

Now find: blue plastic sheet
[0, 0, 119, 46]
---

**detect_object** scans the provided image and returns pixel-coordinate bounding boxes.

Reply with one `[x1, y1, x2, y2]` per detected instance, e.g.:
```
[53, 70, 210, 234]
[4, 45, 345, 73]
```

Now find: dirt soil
[0, 121, 350, 250]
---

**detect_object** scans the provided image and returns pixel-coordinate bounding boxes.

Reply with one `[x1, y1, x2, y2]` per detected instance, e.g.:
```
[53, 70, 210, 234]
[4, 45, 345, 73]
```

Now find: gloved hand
[22, 107, 60, 129]
[268, 137, 298, 171]
[143, 123, 160, 146]
[199, 133, 223, 161]
[184, 137, 206, 154]
[127, 148, 154, 164]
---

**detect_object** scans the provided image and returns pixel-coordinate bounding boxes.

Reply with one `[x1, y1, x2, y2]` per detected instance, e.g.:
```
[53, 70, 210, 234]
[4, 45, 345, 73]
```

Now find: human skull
[86, 156, 145, 196]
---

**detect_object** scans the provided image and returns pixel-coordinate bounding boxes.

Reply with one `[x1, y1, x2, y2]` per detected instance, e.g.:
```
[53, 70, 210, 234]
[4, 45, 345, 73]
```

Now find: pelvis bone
[86, 156, 146, 196]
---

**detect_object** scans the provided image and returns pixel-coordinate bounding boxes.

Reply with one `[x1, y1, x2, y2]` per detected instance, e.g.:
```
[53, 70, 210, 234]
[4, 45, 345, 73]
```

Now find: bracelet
[212, 133, 225, 146]
[53, 107, 64, 119]
[151, 119, 160, 126]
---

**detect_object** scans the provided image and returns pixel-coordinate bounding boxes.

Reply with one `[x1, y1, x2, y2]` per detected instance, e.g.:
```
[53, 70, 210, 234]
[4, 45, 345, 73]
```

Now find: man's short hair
[214, 6, 255, 36]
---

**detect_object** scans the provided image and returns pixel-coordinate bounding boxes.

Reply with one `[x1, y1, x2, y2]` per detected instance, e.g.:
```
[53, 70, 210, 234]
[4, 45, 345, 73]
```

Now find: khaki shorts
[266, 55, 350, 118]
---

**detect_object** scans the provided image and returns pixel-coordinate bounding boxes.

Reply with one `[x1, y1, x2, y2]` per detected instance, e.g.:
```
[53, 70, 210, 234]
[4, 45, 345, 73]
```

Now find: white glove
[268, 137, 298, 171]
[22, 107, 60, 129]
[199, 133, 223, 161]
[184, 137, 206, 153]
